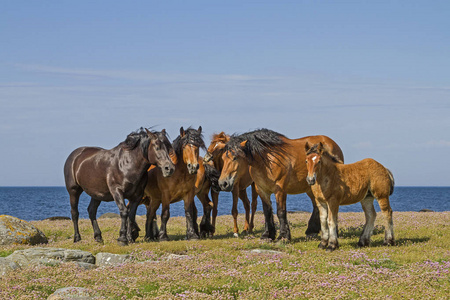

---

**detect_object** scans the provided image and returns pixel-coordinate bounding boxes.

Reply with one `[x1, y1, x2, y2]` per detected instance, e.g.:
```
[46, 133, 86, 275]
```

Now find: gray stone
[95, 252, 130, 267]
[0, 215, 48, 245]
[47, 287, 96, 300]
[249, 249, 283, 255]
[98, 213, 120, 219]
[6, 247, 95, 268]
[165, 253, 190, 260]
[0, 257, 20, 277]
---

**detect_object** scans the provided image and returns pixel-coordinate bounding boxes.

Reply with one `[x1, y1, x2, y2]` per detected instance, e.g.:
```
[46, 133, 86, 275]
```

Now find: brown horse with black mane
[64, 128, 175, 245]
[204, 132, 259, 237]
[305, 142, 395, 251]
[142, 126, 206, 241]
[218, 128, 344, 241]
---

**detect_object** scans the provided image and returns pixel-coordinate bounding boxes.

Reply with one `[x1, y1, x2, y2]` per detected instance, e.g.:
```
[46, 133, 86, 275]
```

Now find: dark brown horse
[305, 142, 395, 251]
[218, 129, 344, 241]
[204, 132, 259, 237]
[142, 127, 206, 241]
[64, 128, 175, 245]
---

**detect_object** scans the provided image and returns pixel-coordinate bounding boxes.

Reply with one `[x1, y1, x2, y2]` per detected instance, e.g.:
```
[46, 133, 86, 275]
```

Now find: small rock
[95, 252, 130, 267]
[47, 287, 96, 300]
[0, 257, 20, 278]
[44, 216, 71, 221]
[165, 254, 190, 260]
[0, 215, 48, 245]
[98, 213, 120, 219]
[249, 249, 283, 255]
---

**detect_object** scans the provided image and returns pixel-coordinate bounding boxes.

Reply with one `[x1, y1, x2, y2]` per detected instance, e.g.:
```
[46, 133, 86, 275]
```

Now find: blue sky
[1, 1, 449, 186]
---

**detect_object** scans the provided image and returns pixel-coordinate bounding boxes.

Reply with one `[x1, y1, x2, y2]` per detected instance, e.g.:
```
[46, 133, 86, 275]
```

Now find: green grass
[0, 211, 449, 299]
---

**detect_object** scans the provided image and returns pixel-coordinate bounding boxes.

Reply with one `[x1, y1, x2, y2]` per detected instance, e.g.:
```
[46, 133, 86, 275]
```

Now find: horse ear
[198, 126, 202, 134]
[318, 142, 324, 154]
[145, 128, 156, 139]
[180, 127, 185, 137]
[305, 142, 311, 152]
[240, 140, 248, 148]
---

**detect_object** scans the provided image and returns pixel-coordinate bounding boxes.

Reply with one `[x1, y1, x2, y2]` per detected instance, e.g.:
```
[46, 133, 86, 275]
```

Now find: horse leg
[211, 191, 219, 236]
[192, 200, 199, 236]
[358, 197, 376, 247]
[127, 200, 140, 243]
[377, 197, 395, 246]
[110, 188, 129, 245]
[249, 183, 258, 233]
[275, 191, 291, 241]
[87, 198, 103, 243]
[184, 193, 200, 240]
[305, 190, 321, 238]
[231, 186, 240, 237]
[145, 198, 160, 241]
[198, 192, 214, 238]
[326, 199, 340, 251]
[239, 188, 251, 235]
[158, 202, 171, 241]
[69, 188, 82, 243]
[257, 188, 276, 241]
[316, 200, 330, 249]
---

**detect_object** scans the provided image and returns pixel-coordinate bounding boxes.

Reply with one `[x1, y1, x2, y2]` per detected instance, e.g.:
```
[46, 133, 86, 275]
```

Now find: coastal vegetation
[1, 211, 449, 299]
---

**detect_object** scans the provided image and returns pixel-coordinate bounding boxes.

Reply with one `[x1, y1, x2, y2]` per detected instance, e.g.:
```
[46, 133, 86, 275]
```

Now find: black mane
[123, 127, 172, 157]
[225, 128, 288, 165]
[173, 127, 206, 157]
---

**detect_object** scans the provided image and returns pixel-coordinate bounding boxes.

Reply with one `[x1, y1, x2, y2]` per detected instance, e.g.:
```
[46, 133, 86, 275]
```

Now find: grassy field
[1, 211, 449, 299]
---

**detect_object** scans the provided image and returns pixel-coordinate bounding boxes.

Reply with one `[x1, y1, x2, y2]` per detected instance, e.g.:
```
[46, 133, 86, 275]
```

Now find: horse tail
[204, 164, 221, 193]
[387, 169, 395, 195]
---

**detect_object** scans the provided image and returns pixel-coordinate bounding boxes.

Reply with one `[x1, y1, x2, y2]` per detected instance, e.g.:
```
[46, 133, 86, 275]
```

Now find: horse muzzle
[218, 177, 234, 192]
[187, 163, 199, 175]
[161, 163, 175, 177]
[306, 175, 316, 186]
[203, 153, 212, 163]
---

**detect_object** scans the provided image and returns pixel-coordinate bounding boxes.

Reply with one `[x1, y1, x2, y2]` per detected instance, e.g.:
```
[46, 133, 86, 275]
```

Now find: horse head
[218, 140, 247, 192]
[146, 128, 175, 177]
[204, 132, 229, 163]
[175, 126, 205, 175]
[305, 142, 325, 185]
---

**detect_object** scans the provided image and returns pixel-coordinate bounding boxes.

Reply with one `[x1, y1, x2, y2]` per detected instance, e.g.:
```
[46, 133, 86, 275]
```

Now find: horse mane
[211, 132, 230, 144]
[225, 128, 288, 165]
[306, 143, 343, 164]
[123, 127, 173, 158]
[172, 127, 206, 157]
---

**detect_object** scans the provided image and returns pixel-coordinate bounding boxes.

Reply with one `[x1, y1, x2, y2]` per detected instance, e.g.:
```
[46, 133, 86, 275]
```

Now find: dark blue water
[0, 186, 449, 221]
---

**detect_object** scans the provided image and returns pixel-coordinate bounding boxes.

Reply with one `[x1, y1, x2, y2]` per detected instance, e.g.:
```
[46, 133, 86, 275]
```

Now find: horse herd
[64, 127, 395, 252]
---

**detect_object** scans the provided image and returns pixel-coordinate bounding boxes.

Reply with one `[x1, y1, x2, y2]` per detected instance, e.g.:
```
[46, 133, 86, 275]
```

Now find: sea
[0, 186, 449, 222]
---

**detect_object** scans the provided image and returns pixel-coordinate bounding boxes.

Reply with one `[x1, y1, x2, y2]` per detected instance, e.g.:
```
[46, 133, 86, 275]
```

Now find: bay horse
[305, 142, 395, 251]
[218, 128, 344, 241]
[142, 126, 206, 241]
[64, 128, 175, 245]
[204, 132, 259, 237]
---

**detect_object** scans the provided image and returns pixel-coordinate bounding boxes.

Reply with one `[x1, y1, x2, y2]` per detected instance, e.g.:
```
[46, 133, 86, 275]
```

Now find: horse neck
[316, 155, 339, 184]
[121, 146, 150, 175]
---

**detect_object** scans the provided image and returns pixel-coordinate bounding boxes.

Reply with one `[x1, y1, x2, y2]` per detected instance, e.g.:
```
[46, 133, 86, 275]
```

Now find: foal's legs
[316, 200, 330, 249]
[377, 197, 395, 246]
[198, 190, 214, 238]
[231, 186, 240, 237]
[326, 199, 340, 251]
[305, 191, 321, 237]
[69, 187, 82, 242]
[87, 198, 103, 243]
[210, 190, 219, 236]
[184, 193, 200, 240]
[358, 197, 376, 247]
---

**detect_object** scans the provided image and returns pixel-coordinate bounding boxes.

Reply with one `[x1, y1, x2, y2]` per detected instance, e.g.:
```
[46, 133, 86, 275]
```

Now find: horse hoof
[233, 233, 239, 238]
[358, 240, 370, 247]
[95, 238, 104, 244]
[305, 233, 319, 241]
[326, 246, 336, 252]
[73, 236, 81, 243]
[383, 239, 396, 246]
[318, 243, 328, 249]
[117, 240, 128, 246]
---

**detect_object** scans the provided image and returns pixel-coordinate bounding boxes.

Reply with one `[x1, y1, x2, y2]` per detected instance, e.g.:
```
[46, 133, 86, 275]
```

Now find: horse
[142, 126, 206, 241]
[204, 132, 259, 237]
[63, 128, 175, 245]
[218, 128, 344, 241]
[305, 142, 395, 251]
